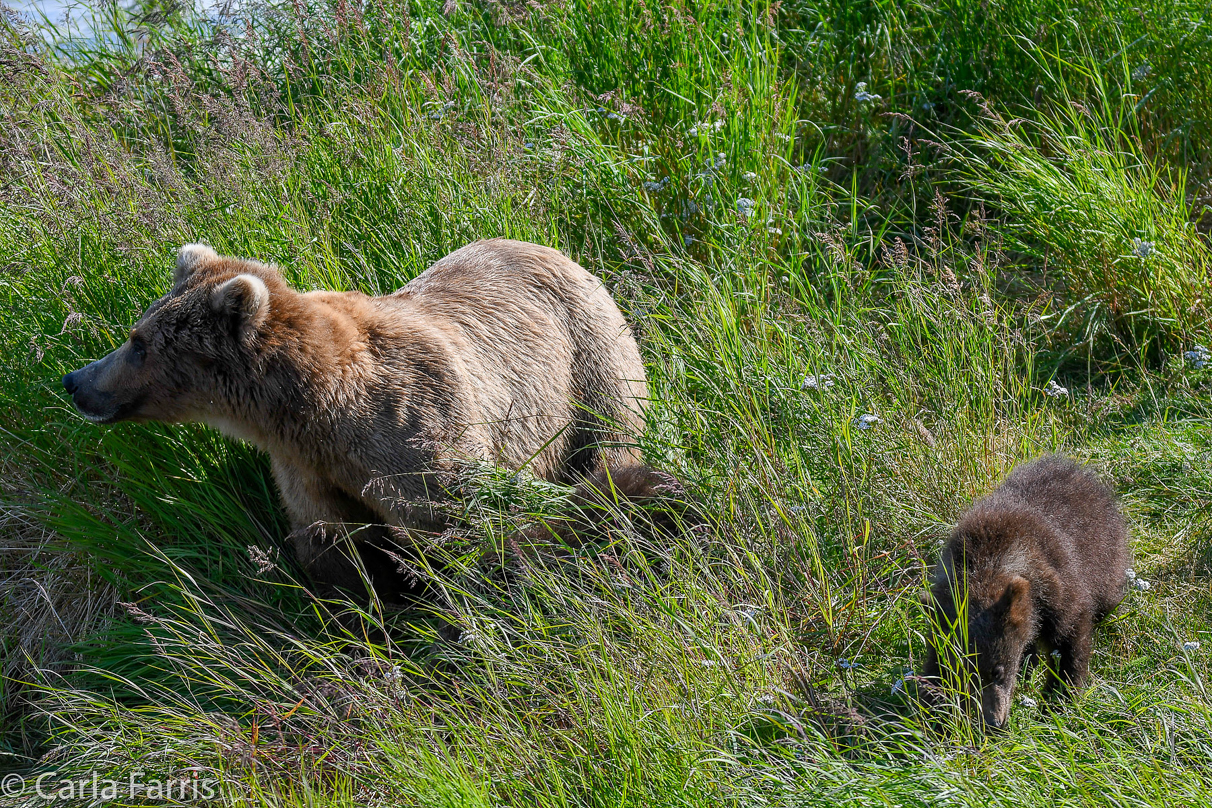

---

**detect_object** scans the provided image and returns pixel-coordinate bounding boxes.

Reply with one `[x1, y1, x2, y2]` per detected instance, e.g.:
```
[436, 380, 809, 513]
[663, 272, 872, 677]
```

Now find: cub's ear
[1005, 576, 1032, 627]
[175, 243, 218, 286]
[212, 273, 270, 340]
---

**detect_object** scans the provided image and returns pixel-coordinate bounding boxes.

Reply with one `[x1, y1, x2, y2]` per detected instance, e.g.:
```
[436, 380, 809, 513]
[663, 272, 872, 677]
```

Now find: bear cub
[922, 455, 1129, 729]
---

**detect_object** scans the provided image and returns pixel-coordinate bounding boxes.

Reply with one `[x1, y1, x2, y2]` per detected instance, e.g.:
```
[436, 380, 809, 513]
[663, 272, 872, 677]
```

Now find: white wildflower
[1019, 696, 1038, 708]
[428, 100, 456, 119]
[682, 235, 696, 247]
[838, 658, 859, 670]
[1132, 238, 1156, 259]
[855, 413, 880, 429]
[1043, 380, 1068, 398]
[802, 374, 835, 390]
[1125, 568, 1137, 581]
[1132, 577, 1151, 591]
[736, 197, 756, 217]
[891, 668, 914, 695]
[1050, 649, 1062, 659]
[1184, 345, 1210, 369]
[743, 171, 757, 182]
[699, 659, 720, 668]
[1131, 63, 1152, 82]
[854, 82, 882, 103]
[1184, 641, 1201, 652]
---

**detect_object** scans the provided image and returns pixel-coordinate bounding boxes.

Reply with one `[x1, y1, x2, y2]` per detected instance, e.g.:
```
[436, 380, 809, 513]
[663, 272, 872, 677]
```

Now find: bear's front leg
[288, 521, 430, 604]
[1043, 613, 1095, 699]
[274, 458, 427, 602]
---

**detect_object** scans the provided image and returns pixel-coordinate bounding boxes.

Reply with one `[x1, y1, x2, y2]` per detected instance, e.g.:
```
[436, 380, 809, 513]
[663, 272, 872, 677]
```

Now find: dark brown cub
[922, 455, 1129, 729]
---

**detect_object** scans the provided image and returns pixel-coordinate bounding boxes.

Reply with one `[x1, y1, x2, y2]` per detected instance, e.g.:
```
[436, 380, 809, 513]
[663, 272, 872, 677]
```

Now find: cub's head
[927, 561, 1034, 730]
[62, 244, 281, 426]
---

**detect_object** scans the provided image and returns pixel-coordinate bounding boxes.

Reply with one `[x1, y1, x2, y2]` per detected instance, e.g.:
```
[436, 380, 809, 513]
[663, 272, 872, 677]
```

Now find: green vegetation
[3, 0, 1212, 804]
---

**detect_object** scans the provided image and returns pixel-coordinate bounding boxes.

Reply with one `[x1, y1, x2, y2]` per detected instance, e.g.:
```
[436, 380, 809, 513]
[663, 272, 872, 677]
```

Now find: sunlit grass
[2, 0, 1212, 804]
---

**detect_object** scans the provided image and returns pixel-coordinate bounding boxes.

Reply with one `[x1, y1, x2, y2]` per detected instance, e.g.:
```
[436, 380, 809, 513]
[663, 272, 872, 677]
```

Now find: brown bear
[62, 239, 670, 601]
[921, 455, 1129, 729]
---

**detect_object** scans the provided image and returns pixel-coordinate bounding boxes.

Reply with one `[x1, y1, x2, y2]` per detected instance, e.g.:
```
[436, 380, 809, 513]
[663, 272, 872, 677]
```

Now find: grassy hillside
[2, 0, 1212, 804]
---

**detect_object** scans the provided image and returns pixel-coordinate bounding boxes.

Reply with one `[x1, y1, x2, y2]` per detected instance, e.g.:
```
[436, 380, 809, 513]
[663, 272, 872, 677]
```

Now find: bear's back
[388, 239, 646, 479]
[991, 456, 1129, 612]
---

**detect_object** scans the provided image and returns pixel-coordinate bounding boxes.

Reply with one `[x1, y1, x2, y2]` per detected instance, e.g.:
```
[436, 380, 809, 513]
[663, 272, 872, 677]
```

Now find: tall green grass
[2, 0, 1212, 804]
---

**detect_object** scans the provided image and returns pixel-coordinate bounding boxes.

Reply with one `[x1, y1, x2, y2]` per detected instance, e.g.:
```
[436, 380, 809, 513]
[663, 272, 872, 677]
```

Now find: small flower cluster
[428, 100, 456, 120]
[1131, 63, 1152, 82]
[688, 120, 725, 136]
[643, 176, 670, 193]
[802, 374, 835, 391]
[1184, 345, 1210, 369]
[736, 197, 755, 217]
[1126, 568, 1151, 591]
[891, 667, 914, 694]
[1184, 641, 1201, 652]
[1043, 380, 1068, 398]
[1132, 238, 1156, 259]
[854, 82, 882, 103]
[855, 413, 880, 430]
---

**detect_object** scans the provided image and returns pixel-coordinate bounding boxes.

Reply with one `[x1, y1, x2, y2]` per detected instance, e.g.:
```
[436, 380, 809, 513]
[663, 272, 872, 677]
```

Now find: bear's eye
[130, 336, 147, 363]
[992, 665, 1005, 680]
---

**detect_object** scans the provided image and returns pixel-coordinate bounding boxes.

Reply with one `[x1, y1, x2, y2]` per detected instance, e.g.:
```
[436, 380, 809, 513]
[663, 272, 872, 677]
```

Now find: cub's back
[997, 455, 1129, 608]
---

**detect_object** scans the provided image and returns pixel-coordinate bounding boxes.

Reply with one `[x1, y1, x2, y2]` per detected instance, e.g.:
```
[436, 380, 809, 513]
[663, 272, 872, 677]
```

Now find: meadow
[2, 0, 1212, 804]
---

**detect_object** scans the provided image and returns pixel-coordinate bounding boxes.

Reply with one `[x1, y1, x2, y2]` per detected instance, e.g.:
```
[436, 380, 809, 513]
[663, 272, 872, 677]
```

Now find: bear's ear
[1005, 576, 1031, 628]
[212, 273, 270, 340]
[175, 243, 218, 286]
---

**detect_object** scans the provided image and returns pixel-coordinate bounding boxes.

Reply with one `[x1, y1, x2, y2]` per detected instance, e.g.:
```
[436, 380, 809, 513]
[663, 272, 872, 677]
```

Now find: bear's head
[927, 565, 1034, 731]
[62, 244, 283, 428]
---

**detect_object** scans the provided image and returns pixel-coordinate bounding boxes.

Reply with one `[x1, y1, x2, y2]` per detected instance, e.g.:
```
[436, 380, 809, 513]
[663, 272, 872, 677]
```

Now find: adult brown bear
[62, 239, 671, 600]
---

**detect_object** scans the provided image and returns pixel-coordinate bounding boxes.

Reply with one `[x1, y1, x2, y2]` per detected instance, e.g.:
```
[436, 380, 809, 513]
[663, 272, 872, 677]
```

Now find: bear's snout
[63, 354, 128, 423]
[980, 683, 1012, 731]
